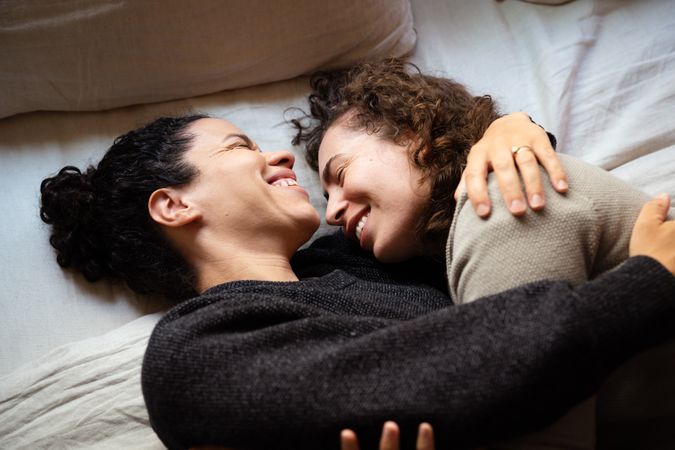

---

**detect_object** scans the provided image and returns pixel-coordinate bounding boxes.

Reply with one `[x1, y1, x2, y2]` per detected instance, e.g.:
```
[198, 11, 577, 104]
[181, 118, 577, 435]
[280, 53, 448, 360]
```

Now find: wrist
[527, 115, 557, 150]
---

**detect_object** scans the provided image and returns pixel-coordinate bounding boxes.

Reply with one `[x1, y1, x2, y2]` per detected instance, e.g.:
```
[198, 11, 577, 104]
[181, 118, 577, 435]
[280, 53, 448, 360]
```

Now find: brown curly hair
[292, 58, 500, 252]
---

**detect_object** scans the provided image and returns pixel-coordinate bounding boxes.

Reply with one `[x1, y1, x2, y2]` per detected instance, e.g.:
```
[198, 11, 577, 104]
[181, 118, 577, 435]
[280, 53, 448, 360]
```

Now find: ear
[148, 187, 201, 228]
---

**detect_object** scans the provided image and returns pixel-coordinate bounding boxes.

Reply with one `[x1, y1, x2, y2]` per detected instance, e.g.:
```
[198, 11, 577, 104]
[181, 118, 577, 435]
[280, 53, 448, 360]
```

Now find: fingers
[463, 111, 571, 218]
[341, 429, 360, 450]
[513, 147, 545, 211]
[454, 173, 466, 202]
[629, 193, 675, 274]
[463, 147, 492, 217]
[492, 151, 528, 216]
[652, 192, 670, 220]
[416, 423, 435, 450]
[344, 422, 436, 450]
[633, 193, 670, 235]
[529, 138, 569, 194]
[379, 421, 400, 450]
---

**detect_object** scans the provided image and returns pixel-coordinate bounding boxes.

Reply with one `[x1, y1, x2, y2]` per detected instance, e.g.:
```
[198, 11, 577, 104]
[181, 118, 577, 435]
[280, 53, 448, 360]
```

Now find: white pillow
[0, 0, 416, 118]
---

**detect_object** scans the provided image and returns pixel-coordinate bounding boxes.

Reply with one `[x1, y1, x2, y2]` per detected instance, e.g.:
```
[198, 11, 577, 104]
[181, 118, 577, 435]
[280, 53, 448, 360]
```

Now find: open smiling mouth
[268, 177, 310, 199]
[355, 211, 370, 242]
[356, 213, 370, 241]
[270, 178, 298, 187]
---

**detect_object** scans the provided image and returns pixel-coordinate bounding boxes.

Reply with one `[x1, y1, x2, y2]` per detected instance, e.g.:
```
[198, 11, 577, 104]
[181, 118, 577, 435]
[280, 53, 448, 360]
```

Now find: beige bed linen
[0, 0, 415, 118]
[0, 313, 163, 449]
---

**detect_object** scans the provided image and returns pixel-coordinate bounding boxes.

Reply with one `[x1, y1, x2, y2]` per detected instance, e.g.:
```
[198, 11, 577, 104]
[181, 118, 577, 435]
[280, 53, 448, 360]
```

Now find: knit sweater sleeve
[446, 154, 648, 304]
[142, 257, 675, 450]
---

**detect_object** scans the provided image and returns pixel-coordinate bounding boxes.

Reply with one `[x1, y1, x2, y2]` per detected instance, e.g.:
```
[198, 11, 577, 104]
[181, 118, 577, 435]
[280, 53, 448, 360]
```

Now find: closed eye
[335, 165, 346, 185]
[221, 133, 260, 152]
[232, 138, 261, 151]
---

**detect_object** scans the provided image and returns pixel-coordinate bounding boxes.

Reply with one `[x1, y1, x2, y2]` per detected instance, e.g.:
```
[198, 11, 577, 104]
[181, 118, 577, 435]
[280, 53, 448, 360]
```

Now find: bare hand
[341, 421, 435, 450]
[629, 193, 675, 274]
[456, 112, 568, 217]
[189, 422, 434, 450]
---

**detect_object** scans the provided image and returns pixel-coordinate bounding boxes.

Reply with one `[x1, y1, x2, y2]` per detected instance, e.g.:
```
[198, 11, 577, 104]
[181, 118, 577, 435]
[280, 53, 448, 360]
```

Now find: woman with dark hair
[40, 114, 675, 450]
[295, 58, 669, 449]
[40, 115, 208, 301]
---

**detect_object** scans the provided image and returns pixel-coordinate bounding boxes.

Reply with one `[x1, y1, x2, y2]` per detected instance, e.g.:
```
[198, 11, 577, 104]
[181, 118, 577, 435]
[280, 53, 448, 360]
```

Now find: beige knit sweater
[447, 154, 649, 304]
[446, 154, 649, 450]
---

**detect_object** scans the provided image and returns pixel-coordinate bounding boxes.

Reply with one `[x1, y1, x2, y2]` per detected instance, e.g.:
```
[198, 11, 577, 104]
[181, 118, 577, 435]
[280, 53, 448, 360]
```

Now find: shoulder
[557, 154, 648, 200]
[454, 154, 646, 232]
[446, 155, 647, 299]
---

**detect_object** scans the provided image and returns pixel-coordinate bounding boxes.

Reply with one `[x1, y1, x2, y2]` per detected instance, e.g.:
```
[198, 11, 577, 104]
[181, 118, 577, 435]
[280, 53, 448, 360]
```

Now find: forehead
[189, 118, 244, 146]
[184, 118, 249, 164]
[319, 120, 365, 164]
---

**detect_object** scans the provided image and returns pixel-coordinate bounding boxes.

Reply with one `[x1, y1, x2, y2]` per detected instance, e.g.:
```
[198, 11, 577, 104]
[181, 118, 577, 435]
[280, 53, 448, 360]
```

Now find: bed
[1, 0, 674, 448]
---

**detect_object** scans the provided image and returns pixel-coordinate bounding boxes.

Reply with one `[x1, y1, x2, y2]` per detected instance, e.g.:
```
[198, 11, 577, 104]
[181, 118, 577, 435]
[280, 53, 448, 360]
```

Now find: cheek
[341, 174, 369, 199]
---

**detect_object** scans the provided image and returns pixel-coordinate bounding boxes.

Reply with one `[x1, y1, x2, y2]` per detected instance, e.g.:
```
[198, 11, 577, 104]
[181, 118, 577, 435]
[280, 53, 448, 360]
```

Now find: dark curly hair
[40, 114, 208, 301]
[292, 58, 500, 251]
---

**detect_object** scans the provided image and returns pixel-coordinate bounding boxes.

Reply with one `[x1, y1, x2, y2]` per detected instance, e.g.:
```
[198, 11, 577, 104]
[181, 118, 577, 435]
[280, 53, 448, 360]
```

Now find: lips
[266, 169, 297, 185]
[266, 168, 310, 198]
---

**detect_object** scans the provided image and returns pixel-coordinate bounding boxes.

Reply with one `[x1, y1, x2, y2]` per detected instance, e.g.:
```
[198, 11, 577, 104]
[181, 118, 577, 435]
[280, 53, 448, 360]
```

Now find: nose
[325, 192, 348, 225]
[265, 150, 295, 168]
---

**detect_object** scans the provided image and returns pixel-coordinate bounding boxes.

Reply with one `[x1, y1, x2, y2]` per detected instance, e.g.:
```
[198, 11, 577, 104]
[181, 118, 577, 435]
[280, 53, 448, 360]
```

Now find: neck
[167, 222, 310, 294]
[194, 250, 298, 293]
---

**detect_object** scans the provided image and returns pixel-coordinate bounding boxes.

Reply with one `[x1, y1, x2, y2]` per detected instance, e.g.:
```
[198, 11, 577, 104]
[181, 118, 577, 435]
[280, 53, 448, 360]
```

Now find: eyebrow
[322, 154, 344, 185]
[321, 154, 345, 199]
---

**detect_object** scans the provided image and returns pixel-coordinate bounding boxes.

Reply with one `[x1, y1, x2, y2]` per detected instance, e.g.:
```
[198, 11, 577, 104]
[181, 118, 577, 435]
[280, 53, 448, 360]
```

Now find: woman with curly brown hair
[294, 58, 662, 449]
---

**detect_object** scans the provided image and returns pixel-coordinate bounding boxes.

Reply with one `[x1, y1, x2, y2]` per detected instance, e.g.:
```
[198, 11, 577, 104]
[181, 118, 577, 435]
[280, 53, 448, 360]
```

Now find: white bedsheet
[1, 0, 674, 448]
[0, 313, 162, 449]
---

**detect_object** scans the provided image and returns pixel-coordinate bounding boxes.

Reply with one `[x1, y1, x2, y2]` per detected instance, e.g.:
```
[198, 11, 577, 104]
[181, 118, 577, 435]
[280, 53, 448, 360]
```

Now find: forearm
[143, 258, 674, 450]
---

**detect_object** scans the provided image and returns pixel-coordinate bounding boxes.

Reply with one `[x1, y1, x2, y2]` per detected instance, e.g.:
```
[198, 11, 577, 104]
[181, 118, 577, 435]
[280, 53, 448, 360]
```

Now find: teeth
[355, 213, 369, 241]
[271, 178, 298, 187]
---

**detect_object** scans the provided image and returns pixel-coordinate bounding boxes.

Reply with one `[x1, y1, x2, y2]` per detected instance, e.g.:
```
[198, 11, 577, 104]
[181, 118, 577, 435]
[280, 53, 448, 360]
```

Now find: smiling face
[318, 115, 430, 262]
[180, 118, 320, 252]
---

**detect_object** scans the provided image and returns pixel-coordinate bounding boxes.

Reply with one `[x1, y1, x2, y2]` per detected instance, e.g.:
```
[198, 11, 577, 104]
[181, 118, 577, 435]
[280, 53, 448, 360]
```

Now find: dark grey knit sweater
[141, 233, 675, 450]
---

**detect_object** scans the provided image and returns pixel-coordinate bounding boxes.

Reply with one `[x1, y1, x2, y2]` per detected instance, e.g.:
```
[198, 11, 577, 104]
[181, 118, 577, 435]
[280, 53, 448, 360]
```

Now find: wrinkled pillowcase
[0, 0, 416, 118]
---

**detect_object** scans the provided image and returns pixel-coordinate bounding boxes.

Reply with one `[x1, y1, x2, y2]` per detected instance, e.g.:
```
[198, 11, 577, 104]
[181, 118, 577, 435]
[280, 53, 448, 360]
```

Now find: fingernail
[476, 203, 490, 216]
[383, 422, 397, 436]
[656, 192, 669, 205]
[556, 180, 569, 191]
[530, 194, 543, 208]
[510, 199, 526, 213]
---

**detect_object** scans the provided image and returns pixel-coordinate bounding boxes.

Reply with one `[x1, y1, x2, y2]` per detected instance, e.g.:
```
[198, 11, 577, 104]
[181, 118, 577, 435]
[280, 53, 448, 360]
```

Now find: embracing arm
[142, 256, 674, 450]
